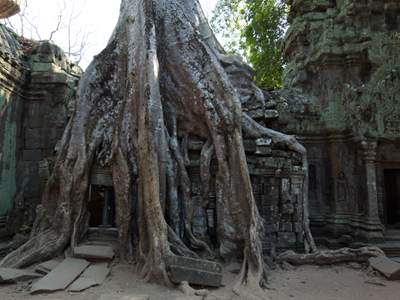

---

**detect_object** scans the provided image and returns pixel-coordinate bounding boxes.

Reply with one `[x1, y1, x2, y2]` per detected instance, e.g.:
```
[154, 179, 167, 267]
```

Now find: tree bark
[0, 0, 314, 295]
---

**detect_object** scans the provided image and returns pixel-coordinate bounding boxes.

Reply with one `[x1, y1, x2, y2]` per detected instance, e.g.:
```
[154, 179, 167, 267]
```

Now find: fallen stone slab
[98, 295, 149, 300]
[30, 258, 90, 294]
[35, 259, 61, 275]
[364, 279, 386, 287]
[73, 245, 115, 260]
[168, 265, 222, 287]
[369, 256, 400, 280]
[165, 255, 222, 273]
[165, 255, 222, 287]
[0, 268, 42, 283]
[68, 262, 110, 292]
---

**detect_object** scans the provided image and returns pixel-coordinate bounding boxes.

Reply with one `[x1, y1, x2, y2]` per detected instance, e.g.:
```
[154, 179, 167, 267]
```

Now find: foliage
[211, 0, 288, 89]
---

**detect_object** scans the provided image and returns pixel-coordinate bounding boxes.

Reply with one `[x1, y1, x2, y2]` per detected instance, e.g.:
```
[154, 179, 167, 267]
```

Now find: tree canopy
[211, 0, 288, 89]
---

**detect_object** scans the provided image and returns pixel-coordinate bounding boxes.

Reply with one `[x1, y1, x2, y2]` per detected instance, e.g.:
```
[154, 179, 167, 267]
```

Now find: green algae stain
[0, 92, 17, 216]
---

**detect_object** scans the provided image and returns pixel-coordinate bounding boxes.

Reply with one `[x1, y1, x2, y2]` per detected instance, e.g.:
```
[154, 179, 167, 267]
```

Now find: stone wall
[273, 0, 400, 243]
[0, 24, 26, 217]
[0, 23, 81, 234]
[184, 136, 306, 254]
[18, 42, 81, 227]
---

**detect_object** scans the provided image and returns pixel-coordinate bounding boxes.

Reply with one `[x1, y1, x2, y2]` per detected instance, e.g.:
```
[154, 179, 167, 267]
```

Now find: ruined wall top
[0, 0, 19, 19]
[0, 24, 24, 64]
[275, 0, 400, 139]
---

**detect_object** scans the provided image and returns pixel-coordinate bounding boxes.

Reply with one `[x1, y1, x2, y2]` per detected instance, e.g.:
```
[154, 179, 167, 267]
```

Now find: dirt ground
[0, 262, 399, 300]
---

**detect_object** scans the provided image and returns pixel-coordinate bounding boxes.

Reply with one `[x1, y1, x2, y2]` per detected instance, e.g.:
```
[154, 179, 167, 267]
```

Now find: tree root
[301, 157, 317, 254]
[0, 0, 319, 291]
[178, 281, 209, 297]
[168, 227, 199, 258]
[277, 247, 385, 266]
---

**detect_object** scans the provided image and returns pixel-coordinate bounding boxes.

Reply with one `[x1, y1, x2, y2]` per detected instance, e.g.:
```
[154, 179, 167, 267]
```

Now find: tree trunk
[0, 0, 314, 294]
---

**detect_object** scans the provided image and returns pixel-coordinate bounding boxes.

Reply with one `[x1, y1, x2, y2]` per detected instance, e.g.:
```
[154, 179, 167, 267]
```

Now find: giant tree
[211, 0, 288, 89]
[0, 0, 313, 296]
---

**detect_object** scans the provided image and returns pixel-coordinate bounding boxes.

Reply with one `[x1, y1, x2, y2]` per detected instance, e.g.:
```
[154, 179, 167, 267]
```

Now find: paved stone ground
[0, 263, 399, 300]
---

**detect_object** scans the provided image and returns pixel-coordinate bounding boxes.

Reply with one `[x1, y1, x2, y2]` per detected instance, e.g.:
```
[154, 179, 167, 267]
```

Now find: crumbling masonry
[271, 0, 400, 247]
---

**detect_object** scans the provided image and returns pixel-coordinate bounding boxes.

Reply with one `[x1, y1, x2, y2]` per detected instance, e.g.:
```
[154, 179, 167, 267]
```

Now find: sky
[5, 0, 218, 69]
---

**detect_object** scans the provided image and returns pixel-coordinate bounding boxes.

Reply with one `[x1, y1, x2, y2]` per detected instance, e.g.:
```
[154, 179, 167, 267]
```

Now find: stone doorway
[384, 169, 400, 229]
[88, 185, 116, 228]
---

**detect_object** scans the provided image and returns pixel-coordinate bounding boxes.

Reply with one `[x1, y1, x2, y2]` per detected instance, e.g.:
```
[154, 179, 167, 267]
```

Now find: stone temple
[0, 0, 399, 257]
[271, 0, 400, 249]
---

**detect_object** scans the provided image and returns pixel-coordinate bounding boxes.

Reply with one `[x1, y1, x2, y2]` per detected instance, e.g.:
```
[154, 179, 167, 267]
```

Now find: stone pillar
[325, 142, 351, 238]
[0, 0, 20, 19]
[101, 189, 111, 227]
[359, 140, 384, 241]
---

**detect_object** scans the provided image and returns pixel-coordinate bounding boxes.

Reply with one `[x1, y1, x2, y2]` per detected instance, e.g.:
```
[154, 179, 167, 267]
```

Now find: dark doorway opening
[88, 185, 116, 228]
[384, 170, 400, 228]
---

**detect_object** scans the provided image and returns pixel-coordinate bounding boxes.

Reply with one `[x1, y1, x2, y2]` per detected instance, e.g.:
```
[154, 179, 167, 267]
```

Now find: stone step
[0, 216, 7, 228]
[385, 230, 400, 242]
[87, 227, 118, 243]
[392, 257, 400, 263]
[375, 242, 400, 257]
[73, 244, 115, 261]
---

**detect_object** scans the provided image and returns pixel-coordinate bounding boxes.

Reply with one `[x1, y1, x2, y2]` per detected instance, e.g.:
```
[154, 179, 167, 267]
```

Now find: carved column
[360, 140, 384, 241]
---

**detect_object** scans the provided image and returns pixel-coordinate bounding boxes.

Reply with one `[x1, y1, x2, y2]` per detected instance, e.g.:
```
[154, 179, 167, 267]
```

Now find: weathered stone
[87, 227, 118, 243]
[30, 258, 90, 294]
[0, 268, 42, 283]
[168, 265, 222, 288]
[272, 0, 400, 244]
[34, 259, 61, 275]
[369, 257, 400, 280]
[23, 150, 42, 162]
[0, 32, 81, 233]
[392, 257, 400, 264]
[165, 255, 222, 287]
[98, 295, 150, 300]
[165, 255, 222, 273]
[277, 232, 297, 248]
[73, 245, 115, 260]
[68, 262, 110, 292]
